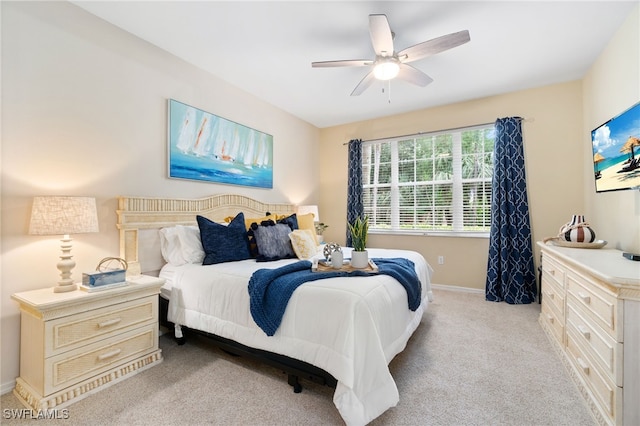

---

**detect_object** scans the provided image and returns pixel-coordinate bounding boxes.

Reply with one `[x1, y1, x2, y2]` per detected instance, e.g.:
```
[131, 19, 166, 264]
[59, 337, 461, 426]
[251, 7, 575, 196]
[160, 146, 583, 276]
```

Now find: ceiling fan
[311, 14, 470, 96]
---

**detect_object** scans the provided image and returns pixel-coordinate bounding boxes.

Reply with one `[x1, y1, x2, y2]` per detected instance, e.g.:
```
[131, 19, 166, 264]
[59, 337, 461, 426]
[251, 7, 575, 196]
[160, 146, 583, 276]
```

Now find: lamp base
[53, 283, 78, 293]
[54, 234, 77, 293]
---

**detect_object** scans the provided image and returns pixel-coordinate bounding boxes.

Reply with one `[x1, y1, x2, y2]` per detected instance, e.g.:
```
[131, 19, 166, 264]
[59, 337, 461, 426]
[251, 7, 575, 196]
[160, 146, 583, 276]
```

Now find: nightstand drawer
[45, 324, 157, 395]
[566, 302, 622, 386]
[566, 271, 619, 341]
[46, 296, 157, 356]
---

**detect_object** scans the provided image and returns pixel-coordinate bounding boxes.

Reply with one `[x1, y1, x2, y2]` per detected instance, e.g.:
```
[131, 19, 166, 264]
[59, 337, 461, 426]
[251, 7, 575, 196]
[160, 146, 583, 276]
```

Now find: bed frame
[116, 193, 337, 392]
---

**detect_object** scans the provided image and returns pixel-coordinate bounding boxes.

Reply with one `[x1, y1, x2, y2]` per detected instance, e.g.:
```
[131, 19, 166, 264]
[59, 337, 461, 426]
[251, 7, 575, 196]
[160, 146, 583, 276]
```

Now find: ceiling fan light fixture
[311, 14, 470, 95]
[373, 60, 400, 80]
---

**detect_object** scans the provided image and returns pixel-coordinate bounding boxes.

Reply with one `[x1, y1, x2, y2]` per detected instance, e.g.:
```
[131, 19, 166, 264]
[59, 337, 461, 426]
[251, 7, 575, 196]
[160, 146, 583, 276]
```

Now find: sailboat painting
[168, 99, 273, 188]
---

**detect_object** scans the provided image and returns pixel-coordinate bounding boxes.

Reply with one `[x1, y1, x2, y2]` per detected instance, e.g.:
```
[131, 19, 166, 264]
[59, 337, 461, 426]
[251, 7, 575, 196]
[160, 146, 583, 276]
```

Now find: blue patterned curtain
[346, 139, 363, 246]
[486, 117, 536, 304]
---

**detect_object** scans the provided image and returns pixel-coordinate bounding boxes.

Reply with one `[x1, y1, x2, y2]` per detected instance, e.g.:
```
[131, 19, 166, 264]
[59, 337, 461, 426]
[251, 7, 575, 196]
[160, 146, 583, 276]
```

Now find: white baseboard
[431, 283, 484, 294]
[2, 379, 16, 396]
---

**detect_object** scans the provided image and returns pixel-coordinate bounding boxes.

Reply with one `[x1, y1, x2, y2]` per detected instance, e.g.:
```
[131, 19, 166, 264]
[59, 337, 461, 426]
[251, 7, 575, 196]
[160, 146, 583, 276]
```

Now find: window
[362, 124, 495, 235]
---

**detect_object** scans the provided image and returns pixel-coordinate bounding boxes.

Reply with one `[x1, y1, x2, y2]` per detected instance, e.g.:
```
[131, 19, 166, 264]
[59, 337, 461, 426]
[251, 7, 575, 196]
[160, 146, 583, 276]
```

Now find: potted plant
[314, 222, 329, 243]
[348, 215, 369, 268]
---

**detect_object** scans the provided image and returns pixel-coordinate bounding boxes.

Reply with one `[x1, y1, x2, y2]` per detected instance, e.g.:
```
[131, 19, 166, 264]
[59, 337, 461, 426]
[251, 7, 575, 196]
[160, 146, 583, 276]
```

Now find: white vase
[331, 250, 344, 269]
[350, 250, 369, 269]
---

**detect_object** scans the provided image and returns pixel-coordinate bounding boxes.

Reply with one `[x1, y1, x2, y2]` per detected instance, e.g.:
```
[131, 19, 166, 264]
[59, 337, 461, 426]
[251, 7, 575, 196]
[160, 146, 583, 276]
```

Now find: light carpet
[1, 288, 594, 425]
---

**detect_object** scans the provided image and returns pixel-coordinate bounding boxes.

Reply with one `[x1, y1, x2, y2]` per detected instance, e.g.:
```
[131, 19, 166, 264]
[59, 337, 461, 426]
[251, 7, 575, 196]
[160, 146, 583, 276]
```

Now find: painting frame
[591, 100, 640, 193]
[168, 99, 273, 188]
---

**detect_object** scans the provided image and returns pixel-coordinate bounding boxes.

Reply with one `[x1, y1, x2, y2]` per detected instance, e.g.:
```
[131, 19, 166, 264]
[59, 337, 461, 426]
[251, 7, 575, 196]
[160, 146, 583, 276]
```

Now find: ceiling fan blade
[311, 59, 372, 68]
[369, 14, 394, 57]
[350, 71, 376, 96]
[398, 30, 470, 63]
[397, 63, 433, 87]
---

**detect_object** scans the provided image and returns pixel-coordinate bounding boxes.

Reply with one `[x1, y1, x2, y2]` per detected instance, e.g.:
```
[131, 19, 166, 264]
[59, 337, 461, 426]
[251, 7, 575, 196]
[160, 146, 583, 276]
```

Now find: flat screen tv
[591, 101, 640, 193]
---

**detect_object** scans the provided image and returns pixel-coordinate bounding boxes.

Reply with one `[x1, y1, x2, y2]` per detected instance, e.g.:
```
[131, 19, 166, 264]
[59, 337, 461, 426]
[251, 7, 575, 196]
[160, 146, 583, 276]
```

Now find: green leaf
[348, 215, 369, 251]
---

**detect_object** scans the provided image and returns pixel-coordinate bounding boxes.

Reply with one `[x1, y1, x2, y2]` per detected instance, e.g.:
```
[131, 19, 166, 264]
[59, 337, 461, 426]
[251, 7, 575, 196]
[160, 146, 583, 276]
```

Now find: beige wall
[583, 5, 640, 253]
[0, 2, 319, 391]
[319, 81, 585, 289]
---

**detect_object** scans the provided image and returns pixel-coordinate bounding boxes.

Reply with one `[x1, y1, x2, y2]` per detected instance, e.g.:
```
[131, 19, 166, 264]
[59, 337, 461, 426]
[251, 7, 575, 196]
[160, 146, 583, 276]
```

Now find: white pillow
[159, 225, 205, 265]
[159, 227, 181, 265]
[288, 229, 319, 260]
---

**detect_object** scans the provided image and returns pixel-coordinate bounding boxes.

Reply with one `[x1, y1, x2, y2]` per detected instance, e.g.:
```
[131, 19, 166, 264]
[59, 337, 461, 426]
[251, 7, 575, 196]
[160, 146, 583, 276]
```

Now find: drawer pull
[577, 292, 591, 304]
[576, 357, 590, 375]
[577, 325, 590, 340]
[97, 348, 122, 361]
[546, 313, 554, 324]
[98, 318, 122, 328]
[548, 269, 556, 276]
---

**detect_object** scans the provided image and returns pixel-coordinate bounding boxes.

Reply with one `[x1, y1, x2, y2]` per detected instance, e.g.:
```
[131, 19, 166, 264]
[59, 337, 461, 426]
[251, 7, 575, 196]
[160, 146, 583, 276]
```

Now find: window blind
[362, 124, 494, 234]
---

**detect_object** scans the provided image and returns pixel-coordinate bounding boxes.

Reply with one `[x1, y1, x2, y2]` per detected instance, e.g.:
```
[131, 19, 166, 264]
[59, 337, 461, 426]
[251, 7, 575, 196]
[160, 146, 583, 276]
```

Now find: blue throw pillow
[197, 213, 251, 265]
[277, 213, 298, 230]
[246, 214, 298, 257]
[253, 223, 296, 262]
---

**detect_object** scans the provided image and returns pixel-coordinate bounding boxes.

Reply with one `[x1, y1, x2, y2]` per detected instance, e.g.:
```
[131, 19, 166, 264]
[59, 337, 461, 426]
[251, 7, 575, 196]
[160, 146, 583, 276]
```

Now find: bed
[116, 194, 433, 426]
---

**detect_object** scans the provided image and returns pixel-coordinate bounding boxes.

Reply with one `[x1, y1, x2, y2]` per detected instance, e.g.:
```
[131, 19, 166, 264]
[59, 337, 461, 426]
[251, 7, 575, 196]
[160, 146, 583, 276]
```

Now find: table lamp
[29, 196, 99, 292]
[296, 205, 320, 222]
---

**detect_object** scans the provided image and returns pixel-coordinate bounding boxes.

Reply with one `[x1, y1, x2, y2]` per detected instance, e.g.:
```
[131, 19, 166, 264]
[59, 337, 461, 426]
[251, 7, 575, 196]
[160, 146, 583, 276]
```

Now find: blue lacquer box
[82, 269, 126, 287]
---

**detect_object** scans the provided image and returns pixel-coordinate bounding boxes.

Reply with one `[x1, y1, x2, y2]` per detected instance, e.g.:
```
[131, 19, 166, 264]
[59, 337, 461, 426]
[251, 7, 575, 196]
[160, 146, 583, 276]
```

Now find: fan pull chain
[381, 81, 392, 104]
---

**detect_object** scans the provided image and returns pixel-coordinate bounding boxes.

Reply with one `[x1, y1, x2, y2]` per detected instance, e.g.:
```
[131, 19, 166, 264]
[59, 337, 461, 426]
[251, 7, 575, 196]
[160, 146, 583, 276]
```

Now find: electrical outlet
[438, 256, 444, 265]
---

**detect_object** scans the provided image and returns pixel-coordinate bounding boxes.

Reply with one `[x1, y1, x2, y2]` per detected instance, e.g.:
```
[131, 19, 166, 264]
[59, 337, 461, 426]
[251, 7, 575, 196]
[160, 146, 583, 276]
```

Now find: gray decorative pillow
[253, 223, 296, 262]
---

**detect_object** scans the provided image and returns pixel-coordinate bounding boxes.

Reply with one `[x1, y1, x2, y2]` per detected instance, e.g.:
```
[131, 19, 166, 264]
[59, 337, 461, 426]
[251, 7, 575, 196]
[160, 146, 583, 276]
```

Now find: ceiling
[71, 1, 636, 128]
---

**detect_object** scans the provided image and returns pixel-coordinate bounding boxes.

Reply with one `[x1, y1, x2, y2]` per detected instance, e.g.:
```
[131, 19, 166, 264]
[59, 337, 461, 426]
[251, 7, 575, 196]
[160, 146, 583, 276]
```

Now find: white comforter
[161, 248, 433, 425]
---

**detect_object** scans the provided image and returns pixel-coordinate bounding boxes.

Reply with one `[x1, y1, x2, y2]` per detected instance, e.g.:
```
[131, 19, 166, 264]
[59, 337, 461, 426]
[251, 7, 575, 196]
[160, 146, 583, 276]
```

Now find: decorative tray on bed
[312, 259, 379, 273]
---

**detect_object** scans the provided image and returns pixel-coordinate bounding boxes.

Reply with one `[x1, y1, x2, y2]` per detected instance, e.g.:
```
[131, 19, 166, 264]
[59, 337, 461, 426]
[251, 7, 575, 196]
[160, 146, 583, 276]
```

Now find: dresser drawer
[540, 300, 564, 346]
[44, 324, 157, 395]
[566, 271, 620, 341]
[541, 253, 567, 290]
[566, 327, 622, 422]
[541, 274, 565, 321]
[45, 296, 157, 356]
[566, 301, 622, 386]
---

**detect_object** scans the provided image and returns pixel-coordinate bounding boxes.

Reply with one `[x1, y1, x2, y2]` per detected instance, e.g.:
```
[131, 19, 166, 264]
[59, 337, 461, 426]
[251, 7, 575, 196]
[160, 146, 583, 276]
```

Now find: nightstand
[11, 275, 164, 411]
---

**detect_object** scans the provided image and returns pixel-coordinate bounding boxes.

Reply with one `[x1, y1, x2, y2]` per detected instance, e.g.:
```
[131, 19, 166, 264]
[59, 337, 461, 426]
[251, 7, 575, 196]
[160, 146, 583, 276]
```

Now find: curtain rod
[342, 117, 533, 145]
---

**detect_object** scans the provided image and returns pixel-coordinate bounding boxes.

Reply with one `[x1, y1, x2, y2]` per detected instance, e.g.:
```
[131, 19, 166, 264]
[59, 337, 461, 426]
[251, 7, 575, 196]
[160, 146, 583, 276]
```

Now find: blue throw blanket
[248, 258, 422, 336]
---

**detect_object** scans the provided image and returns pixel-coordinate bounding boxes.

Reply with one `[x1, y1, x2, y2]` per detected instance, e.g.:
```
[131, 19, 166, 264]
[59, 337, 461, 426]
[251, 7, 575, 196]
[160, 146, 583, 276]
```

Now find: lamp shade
[29, 196, 99, 235]
[296, 205, 320, 222]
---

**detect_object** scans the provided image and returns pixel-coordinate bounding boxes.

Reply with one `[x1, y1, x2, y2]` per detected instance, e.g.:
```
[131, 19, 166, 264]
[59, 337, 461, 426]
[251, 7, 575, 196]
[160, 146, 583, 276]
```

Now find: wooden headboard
[116, 194, 295, 276]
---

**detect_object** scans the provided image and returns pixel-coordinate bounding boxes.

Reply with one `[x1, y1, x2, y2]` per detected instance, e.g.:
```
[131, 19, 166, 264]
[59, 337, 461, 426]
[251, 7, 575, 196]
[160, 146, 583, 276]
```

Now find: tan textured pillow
[295, 213, 318, 245]
[289, 229, 318, 259]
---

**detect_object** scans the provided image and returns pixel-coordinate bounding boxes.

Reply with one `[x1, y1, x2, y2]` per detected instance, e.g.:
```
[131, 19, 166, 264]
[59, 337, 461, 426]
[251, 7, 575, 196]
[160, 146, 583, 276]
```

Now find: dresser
[538, 242, 640, 426]
[11, 275, 164, 411]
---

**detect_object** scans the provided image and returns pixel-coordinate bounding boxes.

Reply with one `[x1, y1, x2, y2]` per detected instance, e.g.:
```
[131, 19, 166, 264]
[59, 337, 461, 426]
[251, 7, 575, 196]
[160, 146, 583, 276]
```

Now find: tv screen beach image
[592, 102, 640, 193]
